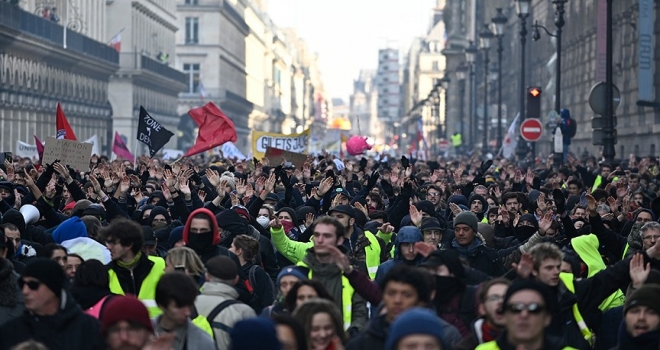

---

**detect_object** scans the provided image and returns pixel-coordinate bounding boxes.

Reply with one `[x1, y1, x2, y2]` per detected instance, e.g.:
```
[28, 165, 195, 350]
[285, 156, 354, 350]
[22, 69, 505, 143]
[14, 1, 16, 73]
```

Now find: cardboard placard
[43, 137, 93, 171]
[265, 147, 308, 169]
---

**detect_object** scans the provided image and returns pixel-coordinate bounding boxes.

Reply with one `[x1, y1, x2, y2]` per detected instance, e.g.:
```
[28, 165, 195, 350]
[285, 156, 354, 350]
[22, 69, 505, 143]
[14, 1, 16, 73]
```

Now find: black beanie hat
[503, 280, 553, 312]
[22, 258, 66, 299]
[624, 284, 660, 315]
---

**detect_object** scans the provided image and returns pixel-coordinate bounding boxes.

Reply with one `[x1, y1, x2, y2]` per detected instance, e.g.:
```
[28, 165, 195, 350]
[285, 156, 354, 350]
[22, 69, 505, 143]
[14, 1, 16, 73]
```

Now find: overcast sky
[267, 0, 437, 103]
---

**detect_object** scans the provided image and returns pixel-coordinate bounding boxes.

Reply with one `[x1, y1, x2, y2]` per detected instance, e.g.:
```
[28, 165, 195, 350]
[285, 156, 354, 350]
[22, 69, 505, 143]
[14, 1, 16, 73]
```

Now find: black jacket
[108, 253, 155, 295]
[241, 262, 275, 314]
[346, 313, 389, 350]
[0, 291, 104, 350]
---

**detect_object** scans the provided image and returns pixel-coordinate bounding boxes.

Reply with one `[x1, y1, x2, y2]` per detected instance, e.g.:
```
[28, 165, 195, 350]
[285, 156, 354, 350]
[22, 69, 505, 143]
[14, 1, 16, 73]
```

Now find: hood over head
[183, 208, 220, 246]
[394, 226, 423, 261]
[147, 206, 171, 226]
[468, 194, 488, 213]
[3, 209, 26, 236]
[52, 216, 88, 244]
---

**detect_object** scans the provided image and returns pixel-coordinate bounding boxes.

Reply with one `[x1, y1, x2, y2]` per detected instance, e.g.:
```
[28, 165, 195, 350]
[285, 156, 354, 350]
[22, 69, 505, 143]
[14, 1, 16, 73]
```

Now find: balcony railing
[119, 52, 186, 85]
[0, 2, 118, 65]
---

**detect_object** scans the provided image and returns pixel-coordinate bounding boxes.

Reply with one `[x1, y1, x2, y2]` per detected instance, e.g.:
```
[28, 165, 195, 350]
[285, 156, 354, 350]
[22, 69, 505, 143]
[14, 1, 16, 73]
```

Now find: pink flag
[113, 131, 134, 163]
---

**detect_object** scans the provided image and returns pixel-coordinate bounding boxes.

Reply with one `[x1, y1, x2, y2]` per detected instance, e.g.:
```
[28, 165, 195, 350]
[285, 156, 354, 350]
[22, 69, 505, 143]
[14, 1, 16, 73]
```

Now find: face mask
[281, 220, 295, 233]
[434, 275, 463, 300]
[187, 232, 214, 252]
[256, 216, 270, 228]
[152, 221, 168, 231]
[515, 226, 537, 242]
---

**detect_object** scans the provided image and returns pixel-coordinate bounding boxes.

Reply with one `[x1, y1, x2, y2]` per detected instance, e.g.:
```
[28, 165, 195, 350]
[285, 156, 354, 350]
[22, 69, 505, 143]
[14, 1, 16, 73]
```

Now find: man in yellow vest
[271, 204, 388, 279]
[451, 132, 463, 155]
[476, 280, 577, 350]
[273, 215, 368, 335]
[518, 242, 635, 349]
[103, 219, 165, 317]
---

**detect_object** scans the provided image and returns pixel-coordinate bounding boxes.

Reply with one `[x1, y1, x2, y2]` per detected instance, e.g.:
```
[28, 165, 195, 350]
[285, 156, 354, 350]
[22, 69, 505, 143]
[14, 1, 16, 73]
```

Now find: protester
[613, 284, 660, 349]
[293, 298, 346, 350]
[100, 295, 154, 350]
[0, 258, 103, 349]
[70, 259, 115, 318]
[384, 307, 450, 350]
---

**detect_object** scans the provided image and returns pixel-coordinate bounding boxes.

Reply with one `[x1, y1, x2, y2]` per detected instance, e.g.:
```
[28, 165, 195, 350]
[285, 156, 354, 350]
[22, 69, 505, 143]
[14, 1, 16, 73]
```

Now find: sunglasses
[19, 279, 41, 291]
[504, 303, 546, 315]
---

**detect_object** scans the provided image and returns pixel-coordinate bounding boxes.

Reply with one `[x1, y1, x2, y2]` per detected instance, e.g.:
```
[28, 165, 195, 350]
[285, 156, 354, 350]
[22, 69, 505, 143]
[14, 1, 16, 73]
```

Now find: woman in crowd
[293, 298, 346, 350]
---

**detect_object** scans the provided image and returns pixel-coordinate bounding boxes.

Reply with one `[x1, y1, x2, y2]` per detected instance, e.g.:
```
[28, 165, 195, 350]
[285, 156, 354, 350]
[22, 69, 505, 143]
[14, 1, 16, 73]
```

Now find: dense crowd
[0, 151, 660, 350]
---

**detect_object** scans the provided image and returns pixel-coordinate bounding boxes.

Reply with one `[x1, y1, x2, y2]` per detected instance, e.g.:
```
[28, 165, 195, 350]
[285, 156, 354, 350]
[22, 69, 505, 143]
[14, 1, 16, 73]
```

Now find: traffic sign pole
[520, 118, 544, 142]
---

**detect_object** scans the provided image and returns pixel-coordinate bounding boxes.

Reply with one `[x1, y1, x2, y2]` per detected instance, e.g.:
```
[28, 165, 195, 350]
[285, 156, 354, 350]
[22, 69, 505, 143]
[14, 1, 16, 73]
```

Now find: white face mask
[256, 216, 270, 228]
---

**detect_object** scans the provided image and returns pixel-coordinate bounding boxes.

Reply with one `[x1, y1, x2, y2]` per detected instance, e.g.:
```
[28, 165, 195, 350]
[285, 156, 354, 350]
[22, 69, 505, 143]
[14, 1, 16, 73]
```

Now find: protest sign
[15, 141, 39, 159]
[220, 142, 247, 160]
[252, 129, 309, 159]
[265, 147, 308, 169]
[43, 137, 93, 171]
[83, 135, 100, 156]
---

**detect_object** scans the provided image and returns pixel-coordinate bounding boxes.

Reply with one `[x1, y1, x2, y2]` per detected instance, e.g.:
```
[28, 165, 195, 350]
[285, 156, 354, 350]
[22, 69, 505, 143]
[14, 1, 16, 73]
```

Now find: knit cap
[22, 258, 66, 299]
[100, 295, 154, 335]
[453, 211, 478, 233]
[277, 266, 307, 286]
[385, 308, 446, 350]
[624, 284, 660, 315]
[230, 317, 282, 350]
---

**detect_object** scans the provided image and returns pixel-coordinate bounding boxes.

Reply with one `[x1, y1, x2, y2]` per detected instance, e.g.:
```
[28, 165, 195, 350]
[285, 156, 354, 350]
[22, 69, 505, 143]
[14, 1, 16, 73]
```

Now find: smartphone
[4, 152, 12, 163]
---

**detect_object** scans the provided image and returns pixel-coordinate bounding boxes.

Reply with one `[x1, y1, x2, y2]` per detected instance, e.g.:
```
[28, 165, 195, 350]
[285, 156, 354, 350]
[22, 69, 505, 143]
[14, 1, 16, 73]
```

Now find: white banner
[83, 135, 99, 156]
[221, 142, 247, 160]
[15, 141, 39, 159]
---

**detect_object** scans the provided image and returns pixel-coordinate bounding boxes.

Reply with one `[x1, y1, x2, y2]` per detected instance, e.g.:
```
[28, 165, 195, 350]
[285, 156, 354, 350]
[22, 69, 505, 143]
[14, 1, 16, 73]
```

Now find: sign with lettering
[252, 129, 310, 159]
[15, 141, 39, 159]
[264, 147, 308, 169]
[43, 137, 93, 171]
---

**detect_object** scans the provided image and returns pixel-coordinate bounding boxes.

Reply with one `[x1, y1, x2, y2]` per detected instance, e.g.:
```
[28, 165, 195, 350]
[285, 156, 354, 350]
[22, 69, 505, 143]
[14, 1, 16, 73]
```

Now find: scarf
[617, 322, 660, 350]
[481, 319, 500, 342]
[117, 251, 142, 270]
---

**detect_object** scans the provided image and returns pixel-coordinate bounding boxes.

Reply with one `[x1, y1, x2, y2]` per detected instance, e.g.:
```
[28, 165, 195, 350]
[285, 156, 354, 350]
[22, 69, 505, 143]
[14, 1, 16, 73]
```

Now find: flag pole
[62, 2, 67, 49]
[107, 27, 126, 44]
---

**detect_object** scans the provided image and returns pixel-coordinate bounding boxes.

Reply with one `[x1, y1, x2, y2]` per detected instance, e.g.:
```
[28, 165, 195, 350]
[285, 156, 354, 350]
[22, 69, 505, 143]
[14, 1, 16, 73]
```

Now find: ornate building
[0, 1, 117, 154]
[107, 0, 186, 156]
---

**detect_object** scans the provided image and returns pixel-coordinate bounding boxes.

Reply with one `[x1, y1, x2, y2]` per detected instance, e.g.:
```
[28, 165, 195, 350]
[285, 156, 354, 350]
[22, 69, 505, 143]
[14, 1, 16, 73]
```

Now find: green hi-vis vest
[570, 234, 625, 311]
[296, 260, 354, 330]
[192, 314, 214, 337]
[451, 133, 462, 147]
[476, 341, 577, 350]
[558, 273, 595, 347]
[108, 256, 165, 317]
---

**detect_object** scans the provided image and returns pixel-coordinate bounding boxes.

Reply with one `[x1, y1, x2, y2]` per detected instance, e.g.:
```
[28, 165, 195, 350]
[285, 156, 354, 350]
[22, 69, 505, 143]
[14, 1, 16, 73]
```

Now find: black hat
[421, 217, 444, 232]
[502, 280, 553, 312]
[332, 188, 352, 199]
[22, 258, 66, 299]
[624, 284, 660, 315]
[328, 204, 355, 218]
[206, 255, 238, 280]
[265, 193, 279, 203]
[142, 226, 156, 245]
[0, 181, 13, 191]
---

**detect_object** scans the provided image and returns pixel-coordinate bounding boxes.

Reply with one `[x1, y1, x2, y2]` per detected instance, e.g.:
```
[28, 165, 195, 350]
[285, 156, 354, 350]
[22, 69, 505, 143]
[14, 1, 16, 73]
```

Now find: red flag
[113, 132, 135, 163]
[184, 102, 237, 157]
[56, 103, 77, 140]
[34, 135, 44, 169]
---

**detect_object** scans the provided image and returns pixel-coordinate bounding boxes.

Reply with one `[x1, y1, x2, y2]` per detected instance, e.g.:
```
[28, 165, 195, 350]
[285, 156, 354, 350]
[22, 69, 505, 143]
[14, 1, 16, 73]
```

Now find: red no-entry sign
[520, 118, 543, 142]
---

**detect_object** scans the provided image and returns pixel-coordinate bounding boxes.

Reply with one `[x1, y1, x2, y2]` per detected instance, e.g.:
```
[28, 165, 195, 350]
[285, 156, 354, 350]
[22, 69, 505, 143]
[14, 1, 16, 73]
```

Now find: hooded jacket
[375, 226, 423, 286]
[52, 217, 88, 244]
[0, 291, 104, 350]
[468, 194, 488, 220]
[3, 209, 53, 246]
[0, 259, 24, 327]
[215, 209, 249, 248]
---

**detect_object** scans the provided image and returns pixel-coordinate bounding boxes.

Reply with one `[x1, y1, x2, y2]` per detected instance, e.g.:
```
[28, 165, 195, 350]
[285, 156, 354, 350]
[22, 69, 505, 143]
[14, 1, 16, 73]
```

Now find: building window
[185, 0, 198, 4]
[432, 61, 439, 71]
[183, 63, 200, 93]
[275, 68, 281, 85]
[185, 17, 199, 44]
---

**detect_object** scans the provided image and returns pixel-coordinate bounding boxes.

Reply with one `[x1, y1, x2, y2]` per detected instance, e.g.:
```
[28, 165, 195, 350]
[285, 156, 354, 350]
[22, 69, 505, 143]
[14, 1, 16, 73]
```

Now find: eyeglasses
[642, 235, 660, 242]
[19, 279, 41, 291]
[427, 192, 440, 197]
[505, 303, 546, 315]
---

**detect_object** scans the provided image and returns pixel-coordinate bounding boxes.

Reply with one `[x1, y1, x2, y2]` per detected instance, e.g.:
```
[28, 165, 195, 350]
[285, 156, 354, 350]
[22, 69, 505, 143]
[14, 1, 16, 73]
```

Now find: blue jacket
[375, 226, 423, 286]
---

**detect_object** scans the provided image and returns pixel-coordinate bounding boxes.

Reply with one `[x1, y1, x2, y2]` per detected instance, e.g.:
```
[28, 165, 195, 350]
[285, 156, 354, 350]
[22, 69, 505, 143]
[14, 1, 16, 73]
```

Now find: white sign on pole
[221, 142, 247, 160]
[15, 141, 39, 159]
[83, 135, 99, 156]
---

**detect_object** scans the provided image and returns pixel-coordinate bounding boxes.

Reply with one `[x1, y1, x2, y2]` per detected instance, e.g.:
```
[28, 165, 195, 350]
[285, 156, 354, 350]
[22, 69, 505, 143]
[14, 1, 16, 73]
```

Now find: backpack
[245, 265, 277, 311]
[206, 299, 243, 335]
[565, 117, 577, 138]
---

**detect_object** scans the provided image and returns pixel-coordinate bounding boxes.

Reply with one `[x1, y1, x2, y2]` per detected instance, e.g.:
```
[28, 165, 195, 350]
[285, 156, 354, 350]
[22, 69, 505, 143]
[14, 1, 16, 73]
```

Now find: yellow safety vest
[558, 273, 595, 347]
[592, 175, 602, 192]
[451, 134, 462, 147]
[363, 232, 382, 279]
[296, 260, 354, 330]
[476, 341, 577, 350]
[108, 256, 165, 317]
[192, 314, 214, 337]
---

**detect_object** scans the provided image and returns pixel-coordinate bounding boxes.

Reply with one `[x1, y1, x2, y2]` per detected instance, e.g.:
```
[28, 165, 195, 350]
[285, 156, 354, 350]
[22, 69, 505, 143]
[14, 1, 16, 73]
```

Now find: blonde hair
[166, 247, 205, 276]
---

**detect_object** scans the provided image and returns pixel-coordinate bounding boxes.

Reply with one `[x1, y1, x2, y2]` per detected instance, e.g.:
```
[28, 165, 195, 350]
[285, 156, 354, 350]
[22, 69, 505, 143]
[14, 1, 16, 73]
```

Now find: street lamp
[465, 41, 478, 150]
[515, 0, 531, 160]
[479, 24, 494, 154]
[492, 8, 508, 151]
[436, 76, 450, 143]
[455, 64, 468, 150]
[532, 0, 567, 167]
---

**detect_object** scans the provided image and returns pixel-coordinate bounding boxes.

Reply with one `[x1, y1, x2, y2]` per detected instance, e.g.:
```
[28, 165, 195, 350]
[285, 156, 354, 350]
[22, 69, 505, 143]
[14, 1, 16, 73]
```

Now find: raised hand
[162, 184, 173, 202]
[538, 212, 553, 236]
[270, 216, 282, 230]
[378, 222, 395, 235]
[236, 178, 247, 196]
[163, 169, 176, 189]
[264, 173, 276, 193]
[512, 252, 534, 279]
[229, 192, 240, 207]
[326, 245, 351, 272]
[536, 192, 547, 212]
[630, 253, 651, 289]
[304, 212, 315, 227]
[586, 194, 597, 212]
[616, 183, 628, 199]
[179, 180, 191, 197]
[526, 170, 534, 185]
[409, 204, 423, 227]
[414, 241, 436, 258]
[354, 202, 369, 217]
[205, 169, 220, 187]
[119, 175, 131, 194]
[254, 176, 266, 194]
[318, 177, 333, 196]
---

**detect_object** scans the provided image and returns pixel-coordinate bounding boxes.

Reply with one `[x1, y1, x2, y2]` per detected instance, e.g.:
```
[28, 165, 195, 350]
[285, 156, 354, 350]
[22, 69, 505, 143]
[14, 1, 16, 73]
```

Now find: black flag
[137, 106, 174, 157]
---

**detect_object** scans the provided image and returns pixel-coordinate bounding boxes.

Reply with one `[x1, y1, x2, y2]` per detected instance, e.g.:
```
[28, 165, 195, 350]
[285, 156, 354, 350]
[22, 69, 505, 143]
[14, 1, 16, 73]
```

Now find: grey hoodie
[152, 317, 216, 350]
